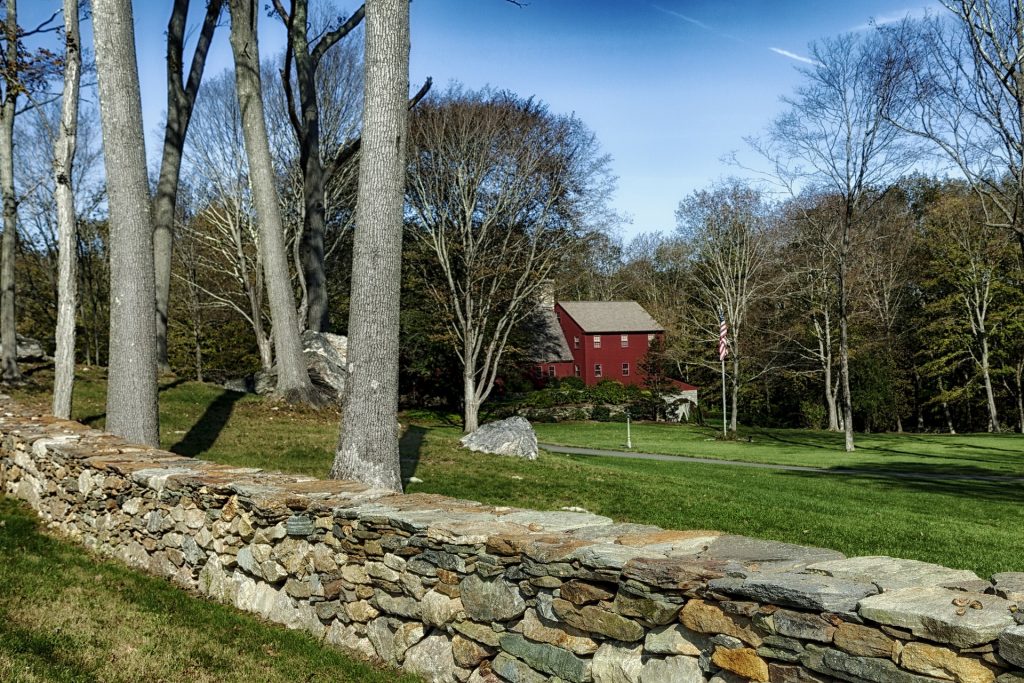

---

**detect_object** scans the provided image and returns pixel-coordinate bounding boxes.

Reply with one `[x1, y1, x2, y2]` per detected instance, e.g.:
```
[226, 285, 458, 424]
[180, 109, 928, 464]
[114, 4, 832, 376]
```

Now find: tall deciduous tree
[752, 28, 917, 451]
[51, 0, 82, 419]
[330, 0, 408, 489]
[227, 0, 317, 404]
[273, 0, 363, 332]
[91, 0, 159, 445]
[677, 180, 777, 433]
[406, 87, 612, 433]
[153, 0, 223, 373]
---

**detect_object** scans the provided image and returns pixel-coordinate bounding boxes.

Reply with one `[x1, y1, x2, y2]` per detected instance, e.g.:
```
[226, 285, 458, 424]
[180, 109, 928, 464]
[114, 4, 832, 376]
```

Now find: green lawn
[532, 420, 1024, 477]
[8, 369, 1024, 581]
[0, 496, 421, 683]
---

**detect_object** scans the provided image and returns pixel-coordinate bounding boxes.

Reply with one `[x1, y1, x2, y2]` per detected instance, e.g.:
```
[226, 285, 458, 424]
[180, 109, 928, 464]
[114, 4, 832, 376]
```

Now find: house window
[574, 336, 580, 349]
[574, 365, 580, 377]
[547, 365, 555, 378]
[647, 334, 655, 344]
[622, 363, 630, 377]
[594, 335, 601, 348]
[594, 364, 602, 378]
[621, 334, 629, 348]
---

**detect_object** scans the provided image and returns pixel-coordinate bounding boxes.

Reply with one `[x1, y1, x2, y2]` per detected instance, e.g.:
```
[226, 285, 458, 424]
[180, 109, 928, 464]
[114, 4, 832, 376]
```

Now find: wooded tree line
[2, 0, 1024, 491]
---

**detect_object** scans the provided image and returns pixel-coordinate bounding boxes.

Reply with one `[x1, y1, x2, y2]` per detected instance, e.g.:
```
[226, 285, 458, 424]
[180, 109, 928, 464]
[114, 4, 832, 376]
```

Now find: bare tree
[153, 0, 223, 372]
[91, 0, 159, 445]
[227, 0, 317, 404]
[183, 72, 273, 371]
[405, 87, 612, 433]
[677, 180, 777, 432]
[900, 3, 1024, 263]
[272, 0, 363, 332]
[751, 28, 917, 451]
[52, 0, 82, 419]
[330, 0, 408, 489]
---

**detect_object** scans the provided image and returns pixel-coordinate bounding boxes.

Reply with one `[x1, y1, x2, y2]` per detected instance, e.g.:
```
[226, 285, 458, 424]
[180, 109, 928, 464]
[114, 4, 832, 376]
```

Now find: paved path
[538, 443, 1024, 483]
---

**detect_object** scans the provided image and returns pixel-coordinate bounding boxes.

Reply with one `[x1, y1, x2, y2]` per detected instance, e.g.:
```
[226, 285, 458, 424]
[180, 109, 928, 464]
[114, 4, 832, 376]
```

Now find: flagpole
[721, 357, 727, 437]
[718, 306, 728, 438]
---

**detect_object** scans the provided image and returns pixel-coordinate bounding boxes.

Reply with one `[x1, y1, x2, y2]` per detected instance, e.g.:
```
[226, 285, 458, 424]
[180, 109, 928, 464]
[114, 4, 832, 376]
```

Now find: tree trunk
[0, 0, 19, 383]
[331, 0, 408, 490]
[52, 0, 82, 419]
[92, 0, 160, 446]
[979, 334, 1000, 432]
[153, 0, 222, 372]
[463, 365, 480, 434]
[938, 377, 956, 434]
[227, 0, 317, 404]
[838, 213, 855, 452]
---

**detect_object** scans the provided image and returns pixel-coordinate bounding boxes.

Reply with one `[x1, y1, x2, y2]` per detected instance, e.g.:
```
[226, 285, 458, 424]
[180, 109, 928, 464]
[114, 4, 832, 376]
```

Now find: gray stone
[644, 624, 710, 657]
[807, 556, 980, 592]
[460, 417, 539, 460]
[499, 633, 590, 683]
[770, 609, 837, 643]
[501, 510, 612, 532]
[858, 586, 1016, 648]
[612, 592, 679, 626]
[709, 572, 877, 613]
[421, 590, 463, 628]
[592, 642, 644, 683]
[460, 574, 526, 622]
[286, 515, 314, 537]
[573, 544, 665, 571]
[0, 335, 45, 361]
[367, 618, 397, 666]
[698, 536, 844, 574]
[374, 590, 421, 619]
[300, 330, 348, 401]
[520, 608, 598, 656]
[490, 652, 547, 683]
[639, 655, 705, 683]
[992, 573, 1024, 602]
[404, 633, 457, 683]
[999, 625, 1024, 668]
[802, 645, 938, 683]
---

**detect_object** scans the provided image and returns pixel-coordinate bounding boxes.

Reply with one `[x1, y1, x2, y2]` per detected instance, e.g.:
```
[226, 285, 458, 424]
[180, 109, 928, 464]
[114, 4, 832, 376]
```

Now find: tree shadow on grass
[783, 460, 1024, 504]
[400, 426, 427, 481]
[78, 377, 193, 427]
[170, 389, 244, 458]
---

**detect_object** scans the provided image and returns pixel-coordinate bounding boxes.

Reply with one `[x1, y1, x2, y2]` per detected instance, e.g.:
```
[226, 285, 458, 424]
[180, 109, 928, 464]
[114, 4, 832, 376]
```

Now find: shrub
[590, 405, 611, 422]
[800, 400, 826, 430]
[560, 376, 585, 390]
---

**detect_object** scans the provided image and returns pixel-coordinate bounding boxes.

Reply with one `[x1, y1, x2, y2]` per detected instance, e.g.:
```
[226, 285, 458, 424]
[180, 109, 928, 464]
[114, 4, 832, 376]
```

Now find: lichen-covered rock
[460, 417, 538, 460]
[404, 633, 456, 683]
[460, 574, 526, 622]
[592, 642, 644, 683]
[858, 587, 1016, 648]
[1001, 626, 1024, 669]
[639, 655, 704, 683]
[900, 641, 997, 683]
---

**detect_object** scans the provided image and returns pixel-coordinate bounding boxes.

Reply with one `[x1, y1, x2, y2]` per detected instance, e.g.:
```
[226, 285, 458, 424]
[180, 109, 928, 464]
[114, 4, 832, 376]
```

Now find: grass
[8, 366, 1024, 582]
[0, 496, 422, 683]
[531, 420, 1024, 477]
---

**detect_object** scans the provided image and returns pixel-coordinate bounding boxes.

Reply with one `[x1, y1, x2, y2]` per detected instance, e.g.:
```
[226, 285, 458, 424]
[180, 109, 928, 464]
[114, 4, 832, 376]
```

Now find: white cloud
[851, 3, 939, 31]
[769, 47, 823, 67]
[651, 4, 745, 43]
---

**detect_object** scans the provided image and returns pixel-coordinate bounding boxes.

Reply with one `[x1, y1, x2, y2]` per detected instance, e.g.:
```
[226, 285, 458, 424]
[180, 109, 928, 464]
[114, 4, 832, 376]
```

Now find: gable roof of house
[531, 309, 575, 363]
[558, 301, 665, 334]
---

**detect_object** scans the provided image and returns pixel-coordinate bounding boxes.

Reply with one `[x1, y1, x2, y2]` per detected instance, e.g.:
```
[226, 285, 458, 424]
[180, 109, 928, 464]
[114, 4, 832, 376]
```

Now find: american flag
[718, 312, 729, 361]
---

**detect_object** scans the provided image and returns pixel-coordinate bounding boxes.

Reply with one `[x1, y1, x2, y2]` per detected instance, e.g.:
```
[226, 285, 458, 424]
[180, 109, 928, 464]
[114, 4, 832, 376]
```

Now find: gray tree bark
[52, 0, 82, 419]
[227, 0, 317, 404]
[330, 0, 408, 489]
[0, 0, 20, 382]
[153, 0, 222, 372]
[91, 0, 159, 445]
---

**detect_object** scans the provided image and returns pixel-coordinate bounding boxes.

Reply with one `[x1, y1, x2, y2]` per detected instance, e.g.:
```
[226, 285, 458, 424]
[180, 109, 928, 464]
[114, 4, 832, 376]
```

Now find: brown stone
[833, 622, 899, 659]
[519, 608, 598, 656]
[679, 600, 763, 647]
[621, 557, 726, 591]
[616, 528, 721, 547]
[712, 646, 769, 682]
[436, 568, 460, 584]
[452, 634, 492, 669]
[560, 580, 614, 605]
[900, 642, 997, 683]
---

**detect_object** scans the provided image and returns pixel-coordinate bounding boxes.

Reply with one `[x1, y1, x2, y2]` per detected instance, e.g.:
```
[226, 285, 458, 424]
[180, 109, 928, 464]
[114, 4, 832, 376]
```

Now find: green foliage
[799, 400, 826, 430]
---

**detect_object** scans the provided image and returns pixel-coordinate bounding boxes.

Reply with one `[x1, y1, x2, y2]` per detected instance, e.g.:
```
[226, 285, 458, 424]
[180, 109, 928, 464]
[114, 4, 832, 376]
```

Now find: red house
[533, 299, 666, 387]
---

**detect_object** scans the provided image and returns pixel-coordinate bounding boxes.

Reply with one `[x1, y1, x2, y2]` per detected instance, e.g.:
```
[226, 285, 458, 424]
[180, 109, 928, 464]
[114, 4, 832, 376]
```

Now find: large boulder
[228, 331, 348, 401]
[0, 335, 45, 361]
[460, 416, 538, 460]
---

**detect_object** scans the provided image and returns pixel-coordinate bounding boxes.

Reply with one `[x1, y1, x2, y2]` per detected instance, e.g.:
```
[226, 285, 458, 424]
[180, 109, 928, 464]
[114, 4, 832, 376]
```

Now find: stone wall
[1, 402, 1023, 683]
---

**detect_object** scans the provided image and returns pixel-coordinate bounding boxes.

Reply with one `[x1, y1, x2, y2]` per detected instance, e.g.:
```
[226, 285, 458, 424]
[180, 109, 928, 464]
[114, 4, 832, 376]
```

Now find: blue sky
[25, 0, 940, 238]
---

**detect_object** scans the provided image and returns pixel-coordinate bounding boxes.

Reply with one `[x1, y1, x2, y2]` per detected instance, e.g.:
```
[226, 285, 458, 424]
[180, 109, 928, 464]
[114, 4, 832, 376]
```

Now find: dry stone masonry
[1, 400, 1022, 683]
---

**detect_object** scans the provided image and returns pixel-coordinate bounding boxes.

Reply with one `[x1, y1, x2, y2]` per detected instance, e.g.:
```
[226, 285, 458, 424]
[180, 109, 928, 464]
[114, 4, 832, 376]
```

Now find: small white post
[626, 410, 632, 449]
